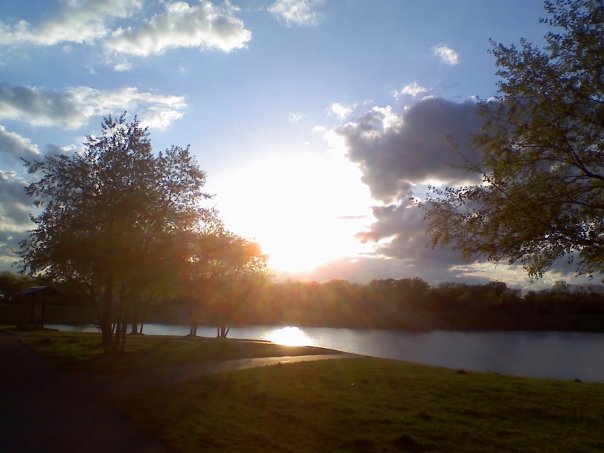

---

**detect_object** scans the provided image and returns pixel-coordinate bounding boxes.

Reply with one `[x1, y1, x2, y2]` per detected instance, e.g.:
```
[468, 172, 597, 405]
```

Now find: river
[48, 324, 604, 383]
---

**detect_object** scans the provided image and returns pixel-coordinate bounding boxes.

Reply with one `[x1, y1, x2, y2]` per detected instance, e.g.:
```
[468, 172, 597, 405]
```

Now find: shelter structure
[11, 286, 62, 328]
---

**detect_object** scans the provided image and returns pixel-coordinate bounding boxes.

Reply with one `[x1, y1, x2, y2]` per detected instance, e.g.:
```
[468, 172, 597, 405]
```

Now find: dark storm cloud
[357, 199, 466, 266]
[333, 97, 488, 277]
[341, 97, 484, 202]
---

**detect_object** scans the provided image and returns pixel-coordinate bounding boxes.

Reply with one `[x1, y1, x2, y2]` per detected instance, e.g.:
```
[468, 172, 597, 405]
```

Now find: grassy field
[122, 358, 604, 452]
[10, 328, 604, 452]
[13, 329, 336, 372]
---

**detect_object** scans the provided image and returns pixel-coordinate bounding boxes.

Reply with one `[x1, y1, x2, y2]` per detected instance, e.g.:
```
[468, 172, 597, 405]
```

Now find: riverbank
[14, 328, 343, 372]
[9, 329, 604, 452]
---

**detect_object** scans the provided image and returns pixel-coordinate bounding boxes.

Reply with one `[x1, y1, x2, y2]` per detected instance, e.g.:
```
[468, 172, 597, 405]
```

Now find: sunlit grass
[122, 359, 604, 452]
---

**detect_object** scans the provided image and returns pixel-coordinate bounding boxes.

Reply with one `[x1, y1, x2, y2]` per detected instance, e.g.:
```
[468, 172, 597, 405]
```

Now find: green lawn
[11, 328, 604, 452]
[122, 358, 604, 452]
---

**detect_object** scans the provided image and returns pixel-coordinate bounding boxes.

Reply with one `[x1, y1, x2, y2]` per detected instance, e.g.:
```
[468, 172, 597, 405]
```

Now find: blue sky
[1, 0, 579, 288]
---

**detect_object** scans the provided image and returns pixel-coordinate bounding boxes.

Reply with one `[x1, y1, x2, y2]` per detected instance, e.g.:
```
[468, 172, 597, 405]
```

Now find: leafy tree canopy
[425, 0, 603, 278]
[19, 113, 216, 351]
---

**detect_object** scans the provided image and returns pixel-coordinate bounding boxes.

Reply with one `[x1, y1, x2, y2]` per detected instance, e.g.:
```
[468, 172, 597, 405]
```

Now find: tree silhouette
[19, 113, 215, 353]
[425, 0, 603, 277]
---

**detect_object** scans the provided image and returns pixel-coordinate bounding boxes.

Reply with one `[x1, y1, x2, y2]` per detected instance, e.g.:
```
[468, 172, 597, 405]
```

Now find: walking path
[0, 333, 351, 452]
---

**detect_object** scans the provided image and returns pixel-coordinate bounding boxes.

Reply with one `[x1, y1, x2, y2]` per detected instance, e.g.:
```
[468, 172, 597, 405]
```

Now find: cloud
[286, 254, 498, 286]
[0, 171, 31, 268]
[0, 0, 142, 46]
[433, 44, 459, 65]
[0, 84, 186, 130]
[288, 112, 303, 123]
[268, 0, 322, 26]
[357, 199, 465, 266]
[313, 126, 346, 153]
[113, 60, 133, 72]
[339, 97, 482, 202]
[0, 170, 31, 231]
[105, 1, 251, 56]
[311, 97, 485, 274]
[0, 125, 40, 162]
[329, 102, 353, 120]
[394, 82, 428, 98]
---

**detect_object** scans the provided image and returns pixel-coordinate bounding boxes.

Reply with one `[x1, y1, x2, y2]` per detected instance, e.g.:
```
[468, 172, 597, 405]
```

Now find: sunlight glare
[266, 327, 315, 346]
[211, 151, 374, 274]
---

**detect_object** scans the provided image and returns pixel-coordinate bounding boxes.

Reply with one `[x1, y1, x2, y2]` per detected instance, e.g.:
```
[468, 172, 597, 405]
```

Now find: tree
[0, 271, 36, 301]
[178, 228, 267, 337]
[19, 113, 214, 353]
[425, 0, 603, 278]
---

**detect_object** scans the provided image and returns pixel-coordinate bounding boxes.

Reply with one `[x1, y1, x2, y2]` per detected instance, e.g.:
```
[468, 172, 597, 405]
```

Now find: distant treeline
[2, 271, 604, 331]
[227, 279, 604, 329]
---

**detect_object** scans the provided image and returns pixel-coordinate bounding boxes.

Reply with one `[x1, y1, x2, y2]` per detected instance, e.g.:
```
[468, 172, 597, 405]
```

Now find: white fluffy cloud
[433, 44, 459, 65]
[0, 84, 186, 130]
[105, 1, 251, 56]
[268, 0, 322, 26]
[329, 102, 353, 120]
[394, 82, 428, 98]
[0, 0, 142, 46]
[0, 125, 40, 161]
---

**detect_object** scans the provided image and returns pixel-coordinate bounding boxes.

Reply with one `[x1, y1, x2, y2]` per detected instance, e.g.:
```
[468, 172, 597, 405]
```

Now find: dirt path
[97, 353, 354, 397]
[0, 333, 171, 452]
[0, 333, 351, 452]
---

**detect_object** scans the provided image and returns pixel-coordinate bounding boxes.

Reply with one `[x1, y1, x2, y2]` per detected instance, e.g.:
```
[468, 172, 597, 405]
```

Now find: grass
[9, 327, 604, 451]
[11, 328, 336, 373]
[122, 358, 604, 452]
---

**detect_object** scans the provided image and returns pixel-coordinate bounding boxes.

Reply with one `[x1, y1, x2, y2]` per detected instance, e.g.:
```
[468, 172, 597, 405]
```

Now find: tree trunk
[101, 275, 114, 354]
[112, 284, 127, 353]
[119, 322, 127, 352]
[217, 325, 230, 338]
[130, 296, 140, 334]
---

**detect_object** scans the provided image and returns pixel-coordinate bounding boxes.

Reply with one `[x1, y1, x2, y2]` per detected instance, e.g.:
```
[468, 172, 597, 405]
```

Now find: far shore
[3, 304, 604, 332]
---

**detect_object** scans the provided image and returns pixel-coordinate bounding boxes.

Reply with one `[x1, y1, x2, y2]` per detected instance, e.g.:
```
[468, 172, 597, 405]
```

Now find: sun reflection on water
[266, 327, 315, 347]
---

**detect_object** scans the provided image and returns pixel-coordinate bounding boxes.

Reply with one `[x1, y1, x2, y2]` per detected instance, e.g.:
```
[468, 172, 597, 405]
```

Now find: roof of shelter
[12, 286, 61, 297]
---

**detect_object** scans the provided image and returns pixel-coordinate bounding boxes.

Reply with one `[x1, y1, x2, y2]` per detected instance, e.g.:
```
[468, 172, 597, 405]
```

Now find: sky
[0, 0, 588, 289]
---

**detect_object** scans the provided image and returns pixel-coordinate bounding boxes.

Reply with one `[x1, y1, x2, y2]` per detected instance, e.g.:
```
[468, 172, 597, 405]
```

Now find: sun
[211, 150, 374, 274]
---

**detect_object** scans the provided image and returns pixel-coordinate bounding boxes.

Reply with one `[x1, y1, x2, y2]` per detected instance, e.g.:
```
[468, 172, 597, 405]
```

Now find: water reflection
[46, 324, 604, 382]
[265, 326, 315, 347]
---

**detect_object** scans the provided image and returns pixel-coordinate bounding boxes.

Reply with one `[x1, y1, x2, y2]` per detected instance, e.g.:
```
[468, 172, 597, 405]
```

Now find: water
[48, 324, 604, 382]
